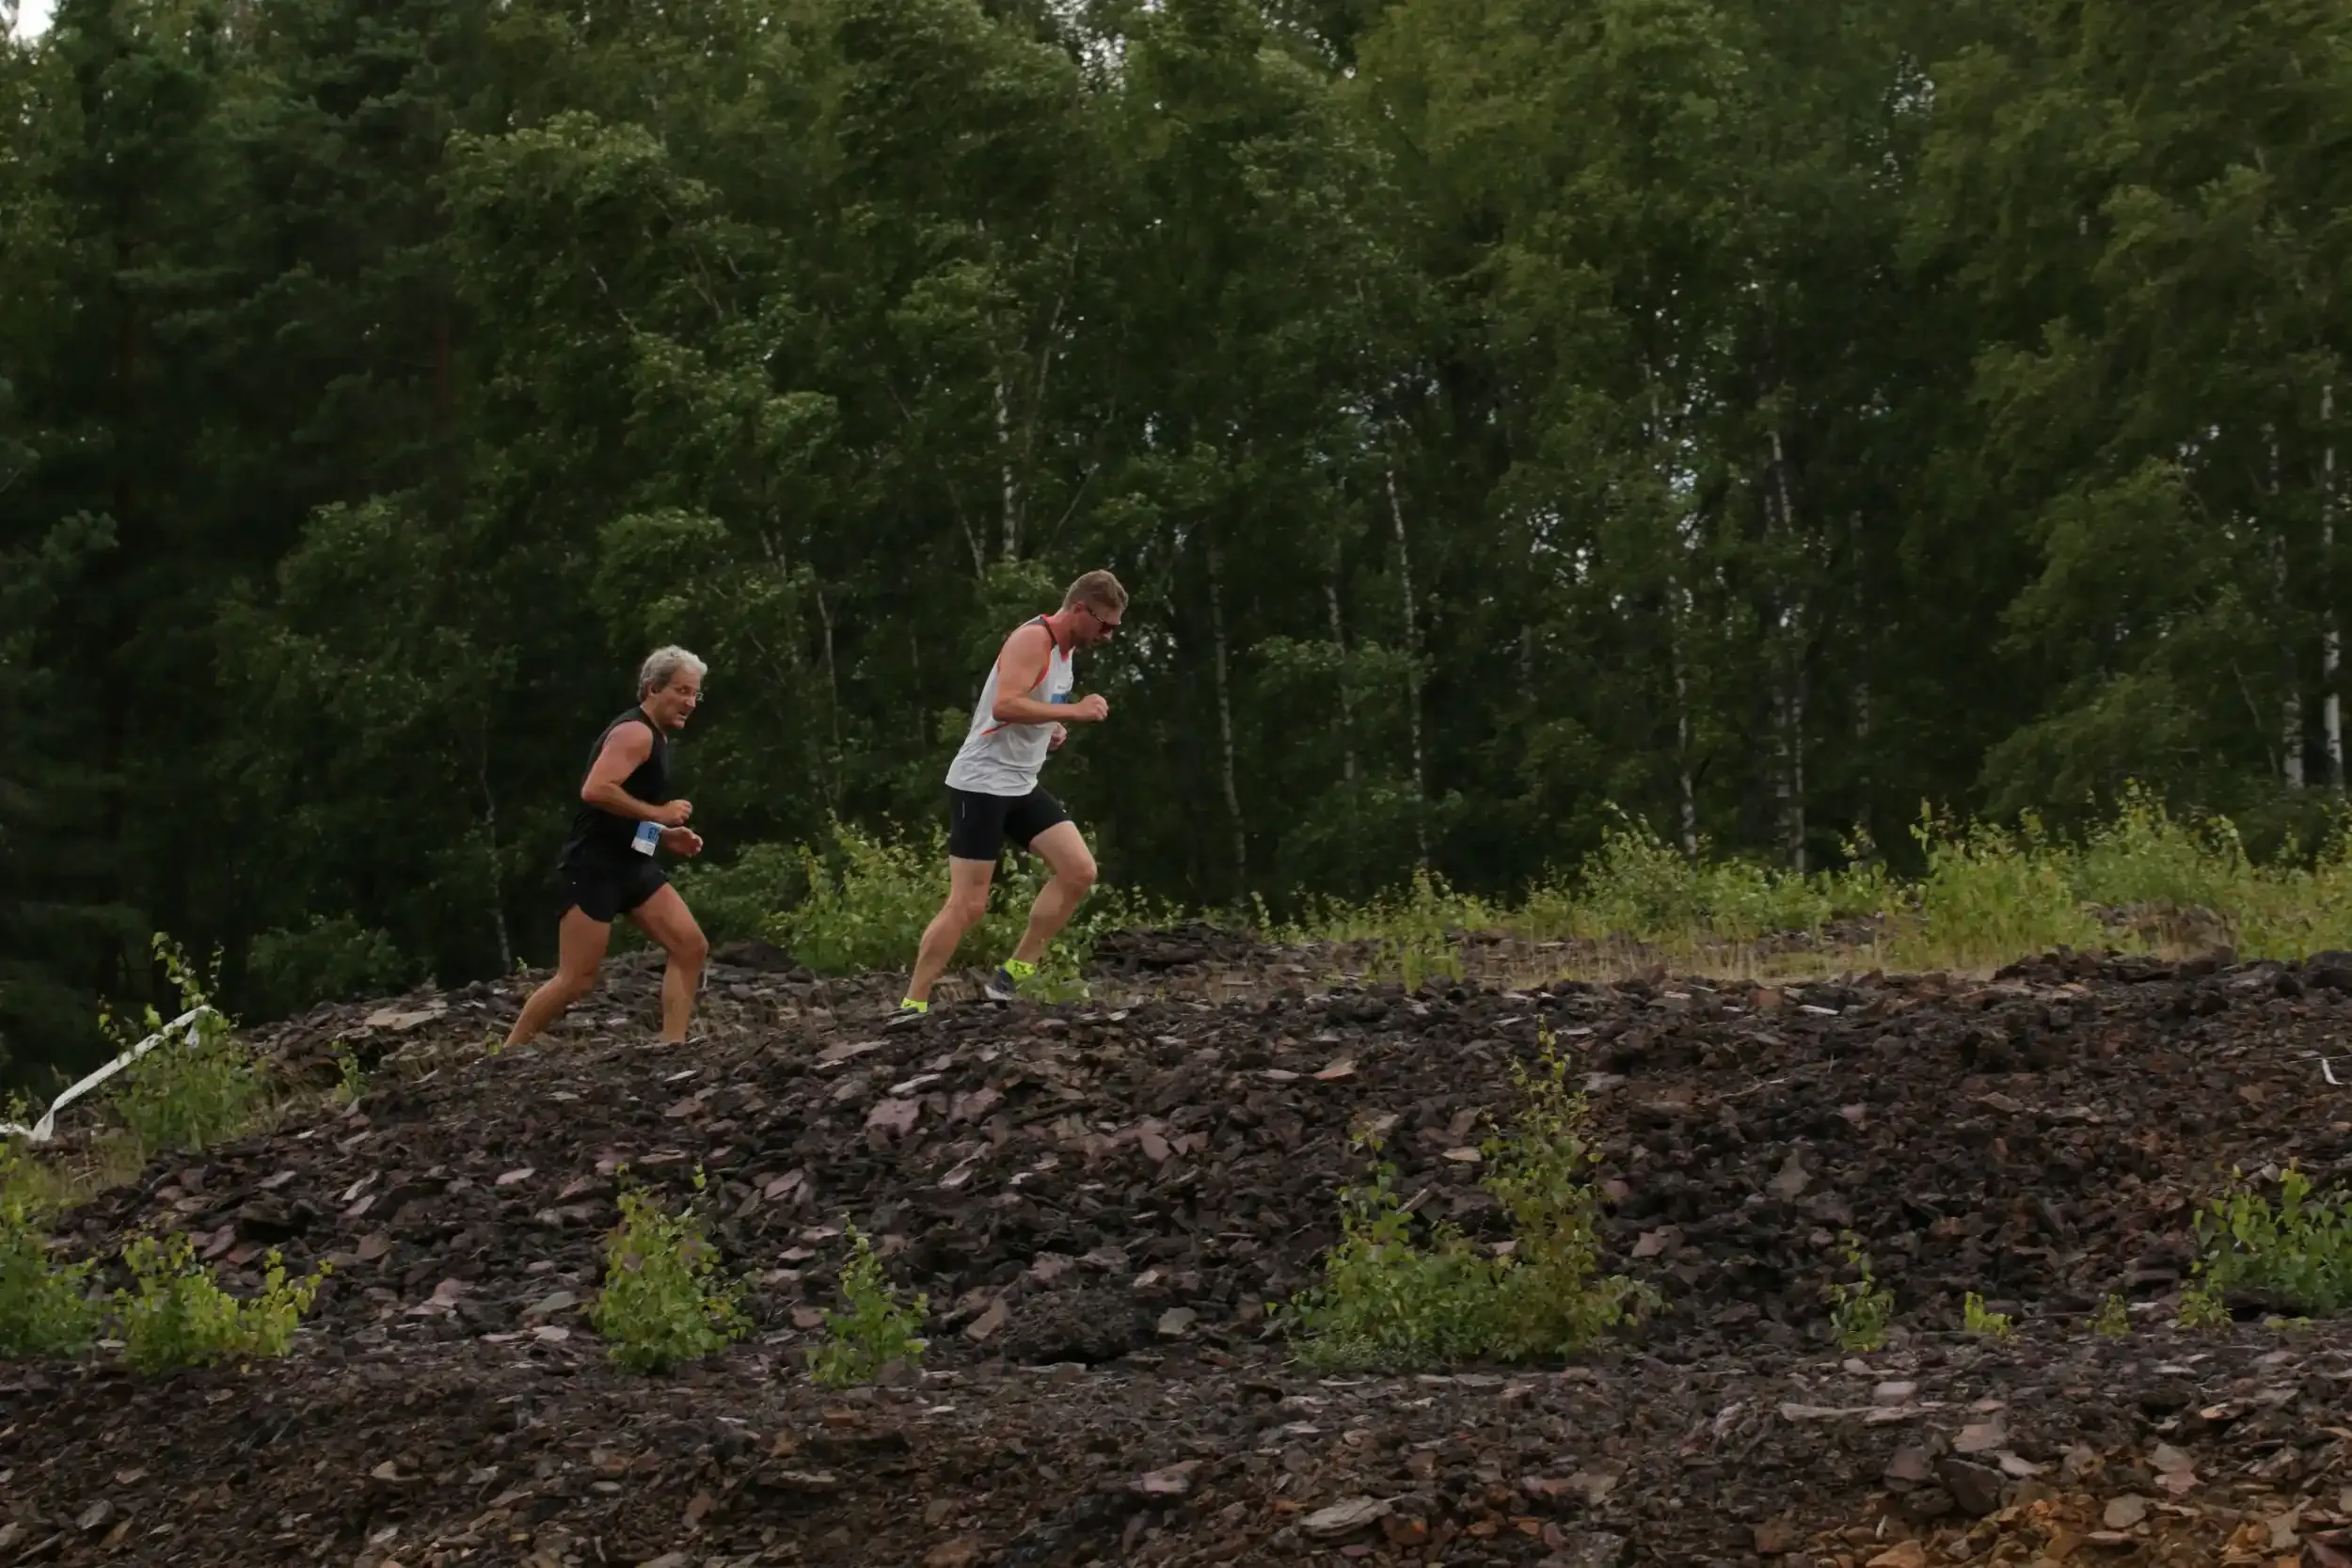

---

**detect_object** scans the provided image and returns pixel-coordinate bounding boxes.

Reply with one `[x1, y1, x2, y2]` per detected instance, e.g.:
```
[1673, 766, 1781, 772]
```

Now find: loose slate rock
[1955, 1420, 2007, 1454]
[1543, 1531, 1630, 1568]
[1304, 1497, 1393, 1538]
[1940, 1458, 2006, 1517]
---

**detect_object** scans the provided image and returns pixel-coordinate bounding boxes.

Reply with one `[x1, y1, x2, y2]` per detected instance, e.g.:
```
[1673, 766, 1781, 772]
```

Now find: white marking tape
[0, 1006, 222, 1145]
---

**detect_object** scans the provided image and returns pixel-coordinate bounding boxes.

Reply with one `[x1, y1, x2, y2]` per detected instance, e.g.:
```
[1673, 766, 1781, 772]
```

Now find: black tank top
[559, 708, 672, 869]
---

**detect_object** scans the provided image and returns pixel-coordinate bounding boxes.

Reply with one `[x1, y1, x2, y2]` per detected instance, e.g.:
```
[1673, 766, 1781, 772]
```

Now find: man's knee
[945, 893, 990, 928]
[670, 927, 709, 969]
[552, 963, 601, 1002]
[1059, 856, 1099, 895]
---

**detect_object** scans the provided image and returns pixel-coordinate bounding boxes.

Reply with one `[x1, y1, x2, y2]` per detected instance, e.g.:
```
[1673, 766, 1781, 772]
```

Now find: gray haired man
[506, 646, 711, 1048]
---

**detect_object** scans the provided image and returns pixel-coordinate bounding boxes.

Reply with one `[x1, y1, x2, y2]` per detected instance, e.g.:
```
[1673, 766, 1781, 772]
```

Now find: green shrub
[1962, 1291, 2012, 1338]
[1285, 868, 1494, 990]
[1280, 1138, 1498, 1369]
[2176, 1272, 2232, 1331]
[2072, 785, 2248, 915]
[1475, 1043, 1661, 1355]
[2192, 1166, 2352, 1316]
[0, 1144, 102, 1357]
[2090, 1293, 2131, 1338]
[2234, 818, 2352, 959]
[808, 1224, 929, 1386]
[758, 819, 1168, 983]
[1351, 870, 1484, 990]
[1284, 1034, 1655, 1370]
[1693, 856, 1833, 944]
[590, 1167, 748, 1371]
[1892, 808, 2101, 970]
[1820, 831, 1899, 923]
[115, 1230, 328, 1371]
[244, 913, 412, 1021]
[762, 826, 943, 974]
[1519, 815, 1834, 951]
[106, 935, 262, 1157]
[669, 841, 808, 945]
[1826, 1233, 1893, 1352]
[648, 789, 2352, 987]
[1570, 817, 1705, 942]
[331, 1044, 366, 1107]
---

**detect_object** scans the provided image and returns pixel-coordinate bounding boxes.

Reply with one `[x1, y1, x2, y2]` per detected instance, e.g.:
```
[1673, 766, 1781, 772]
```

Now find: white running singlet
[944, 617, 1075, 797]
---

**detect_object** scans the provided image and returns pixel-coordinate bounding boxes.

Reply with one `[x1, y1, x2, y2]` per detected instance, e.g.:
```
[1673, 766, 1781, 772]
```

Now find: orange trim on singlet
[977, 618, 1061, 737]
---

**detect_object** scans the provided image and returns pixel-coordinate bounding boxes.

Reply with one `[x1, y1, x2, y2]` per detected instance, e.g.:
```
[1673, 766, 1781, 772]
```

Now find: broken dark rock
[1939, 1457, 2007, 1517]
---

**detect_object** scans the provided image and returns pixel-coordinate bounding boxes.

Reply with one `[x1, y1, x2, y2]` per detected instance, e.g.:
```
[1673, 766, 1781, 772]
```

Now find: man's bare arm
[990, 623, 1109, 725]
[580, 722, 691, 827]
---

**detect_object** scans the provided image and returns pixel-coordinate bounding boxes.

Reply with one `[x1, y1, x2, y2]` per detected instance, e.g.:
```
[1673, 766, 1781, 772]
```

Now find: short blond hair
[1063, 569, 1128, 616]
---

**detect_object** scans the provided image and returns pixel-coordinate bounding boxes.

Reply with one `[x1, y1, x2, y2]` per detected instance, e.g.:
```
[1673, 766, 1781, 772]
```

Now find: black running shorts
[947, 785, 1071, 863]
[563, 856, 669, 923]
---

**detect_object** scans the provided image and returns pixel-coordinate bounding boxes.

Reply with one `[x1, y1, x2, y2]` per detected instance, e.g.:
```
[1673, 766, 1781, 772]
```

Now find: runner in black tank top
[505, 648, 715, 1050]
[562, 707, 673, 876]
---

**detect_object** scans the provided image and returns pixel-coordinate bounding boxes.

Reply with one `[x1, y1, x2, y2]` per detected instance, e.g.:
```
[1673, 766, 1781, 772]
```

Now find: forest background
[5, 0, 2352, 1085]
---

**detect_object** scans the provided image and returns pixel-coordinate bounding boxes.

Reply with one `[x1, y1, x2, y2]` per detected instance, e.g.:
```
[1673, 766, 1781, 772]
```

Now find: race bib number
[632, 821, 661, 856]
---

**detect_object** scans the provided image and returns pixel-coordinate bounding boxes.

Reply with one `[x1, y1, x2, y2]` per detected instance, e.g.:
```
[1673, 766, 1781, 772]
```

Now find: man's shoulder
[601, 713, 657, 752]
[998, 619, 1053, 657]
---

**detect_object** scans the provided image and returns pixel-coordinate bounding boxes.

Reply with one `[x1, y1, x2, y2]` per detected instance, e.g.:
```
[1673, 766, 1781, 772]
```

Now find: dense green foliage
[1282, 1037, 1656, 1369]
[0, 1144, 102, 1358]
[590, 1167, 750, 1371]
[2193, 1166, 2352, 1318]
[8, 0, 2352, 1082]
[114, 1230, 330, 1371]
[103, 937, 263, 1154]
[807, 1223, 930, 1386]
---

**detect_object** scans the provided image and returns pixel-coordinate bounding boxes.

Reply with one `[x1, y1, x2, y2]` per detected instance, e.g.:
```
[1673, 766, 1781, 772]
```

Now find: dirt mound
[1086, 922, 1280, 976]
[6, 1313, 2349, 1565]
[8, 943, 2352, 1563]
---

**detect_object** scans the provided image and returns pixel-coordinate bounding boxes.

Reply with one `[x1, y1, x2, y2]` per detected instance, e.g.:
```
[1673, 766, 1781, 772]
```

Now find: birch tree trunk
[2326, 384, 2343, 788]
[814, 583, 845, 806]
[1779, 667, 1807, 871]
[1325, 559, 1358, 787]
[2271, 426, 2304, 787]
[1850, 510, 1871, 744]
[1768, 431, 1806, 870]
[1668, 584, 1698, 857]
[996, 373, 1021, 562]
[477, 730, 513, 974]
[1207, 536, 1248, 895]
[1385, 467, 1429, 867]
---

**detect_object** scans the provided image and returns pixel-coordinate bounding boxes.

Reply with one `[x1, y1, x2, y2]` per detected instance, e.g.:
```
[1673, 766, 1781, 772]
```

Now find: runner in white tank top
[945, 616, 1076, 796]
[900, 571, 1129, 1014]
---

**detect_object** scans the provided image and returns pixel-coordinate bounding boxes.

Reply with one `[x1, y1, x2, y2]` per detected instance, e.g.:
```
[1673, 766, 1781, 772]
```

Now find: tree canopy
[6, 0, 2351, 1081]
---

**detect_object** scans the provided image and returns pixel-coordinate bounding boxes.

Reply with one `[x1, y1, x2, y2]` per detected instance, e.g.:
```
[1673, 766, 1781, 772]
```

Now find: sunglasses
[1083, 605, 1122, 634]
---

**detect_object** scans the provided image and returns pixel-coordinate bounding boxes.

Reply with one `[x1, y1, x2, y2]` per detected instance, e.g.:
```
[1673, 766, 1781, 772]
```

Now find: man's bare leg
[505, 909, 613, 1047]
[1010, 820, 1098, 967]
[628, 885, 709, 1043]
[906, 857, 997, 1006]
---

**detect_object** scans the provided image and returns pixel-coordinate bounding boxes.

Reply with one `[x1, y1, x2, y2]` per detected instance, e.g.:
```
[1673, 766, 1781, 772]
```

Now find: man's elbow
[580, 782, 606, 807]
[991, 702, 1025, 724]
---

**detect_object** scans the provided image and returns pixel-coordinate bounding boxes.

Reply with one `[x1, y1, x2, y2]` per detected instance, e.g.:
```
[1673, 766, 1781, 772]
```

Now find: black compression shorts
[562, 856, 669, 923]
[947, 786, 1071, 863]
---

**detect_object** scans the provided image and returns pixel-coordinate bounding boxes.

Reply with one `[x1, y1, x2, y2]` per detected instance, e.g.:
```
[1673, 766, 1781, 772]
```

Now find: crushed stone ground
[8, 936, 2352, 1565]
